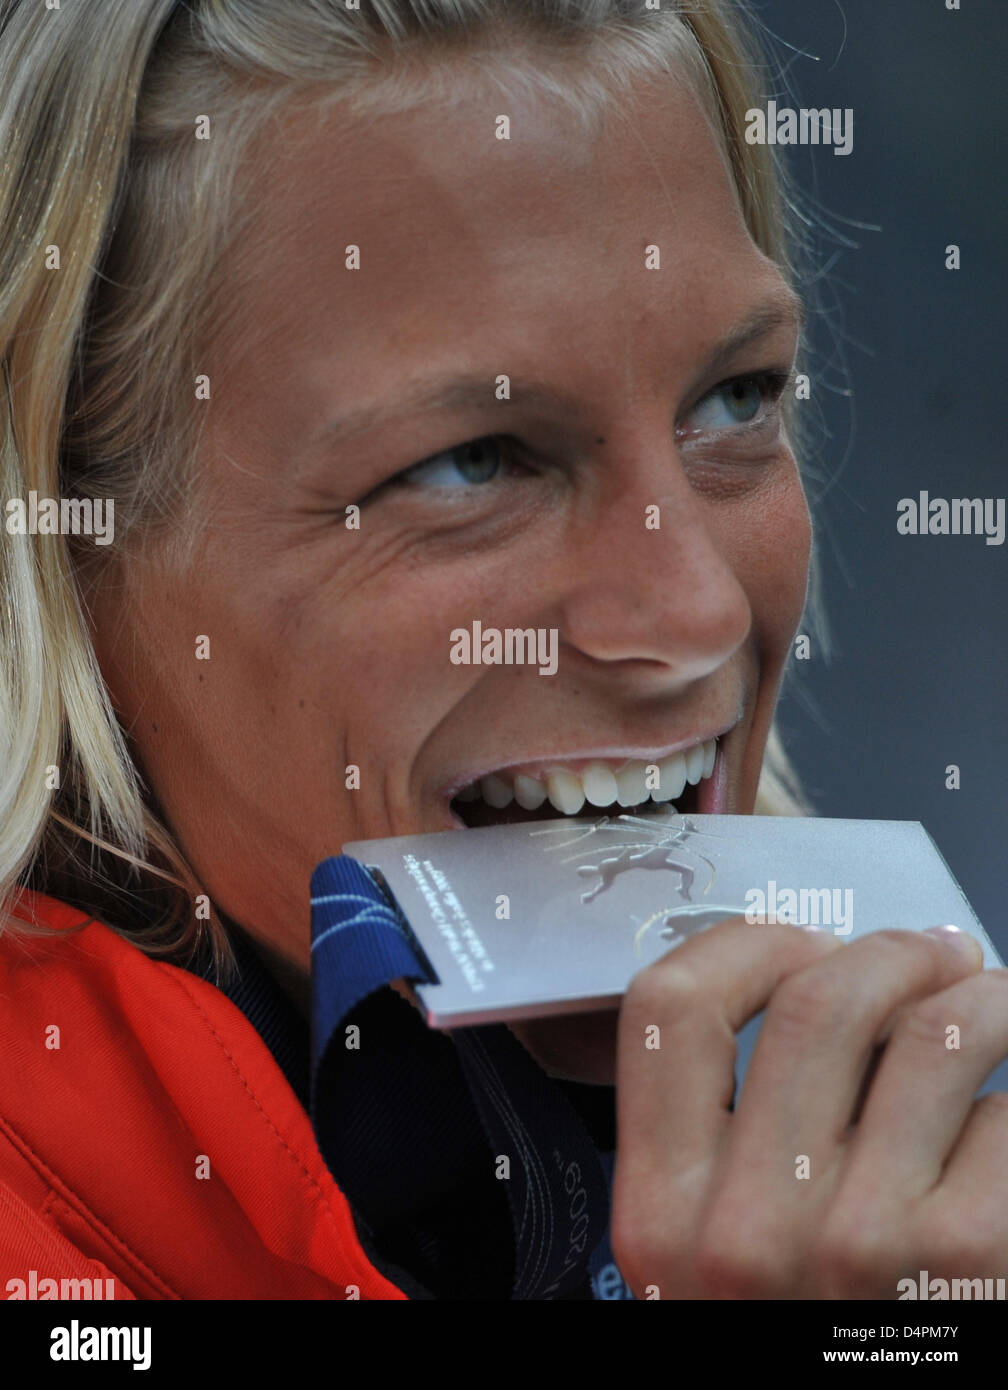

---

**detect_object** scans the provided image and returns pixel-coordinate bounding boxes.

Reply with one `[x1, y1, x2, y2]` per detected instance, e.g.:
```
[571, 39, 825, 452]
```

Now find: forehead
[222, 62, 783, 424]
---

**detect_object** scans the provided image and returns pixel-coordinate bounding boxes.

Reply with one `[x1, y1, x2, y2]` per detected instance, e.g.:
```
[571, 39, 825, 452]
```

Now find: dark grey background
[751, 0, 1007, 1085]
[754, 6, 1005, 916]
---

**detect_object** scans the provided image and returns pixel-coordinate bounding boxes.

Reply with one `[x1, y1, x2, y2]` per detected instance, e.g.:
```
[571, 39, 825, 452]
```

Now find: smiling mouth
[450, 735, 719, 828]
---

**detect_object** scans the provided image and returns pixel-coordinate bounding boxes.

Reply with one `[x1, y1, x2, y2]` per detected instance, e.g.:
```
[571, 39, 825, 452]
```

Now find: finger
[676, 930, 989, 1293]
[841, 967, 1008, 1206]
[927, 1091, 1008, 1267]
[718, 927, 985, 1221]
[725, 928, 985, 1186]
[616, 917, 844, 1178]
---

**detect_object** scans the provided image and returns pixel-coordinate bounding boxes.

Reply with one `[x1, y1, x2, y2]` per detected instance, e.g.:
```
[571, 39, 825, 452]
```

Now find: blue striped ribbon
[309, 854, 609, 1300]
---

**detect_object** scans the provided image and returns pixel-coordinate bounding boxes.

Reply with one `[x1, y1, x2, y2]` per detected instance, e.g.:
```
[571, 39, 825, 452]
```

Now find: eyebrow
[694, 288, 805, 386]
[310, 287, 805, 448]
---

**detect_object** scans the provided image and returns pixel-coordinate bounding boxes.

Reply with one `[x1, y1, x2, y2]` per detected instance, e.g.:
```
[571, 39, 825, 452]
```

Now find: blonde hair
[0, 0, 822, 976]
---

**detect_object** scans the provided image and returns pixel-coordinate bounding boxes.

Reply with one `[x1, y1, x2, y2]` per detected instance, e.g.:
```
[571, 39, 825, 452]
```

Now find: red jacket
[0, 892, 406, 1300]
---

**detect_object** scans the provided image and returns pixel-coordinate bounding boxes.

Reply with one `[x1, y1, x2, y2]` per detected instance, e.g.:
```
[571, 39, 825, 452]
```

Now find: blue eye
[682, 374, 785, 433]
[400, 437, 505, 489]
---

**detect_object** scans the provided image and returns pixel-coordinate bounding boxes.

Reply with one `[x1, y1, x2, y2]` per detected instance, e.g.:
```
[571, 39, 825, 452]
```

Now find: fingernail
[924, 925, 983, 961]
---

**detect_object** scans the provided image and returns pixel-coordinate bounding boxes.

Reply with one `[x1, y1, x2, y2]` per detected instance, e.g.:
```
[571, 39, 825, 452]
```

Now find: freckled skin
[88, 66, 810, 1070]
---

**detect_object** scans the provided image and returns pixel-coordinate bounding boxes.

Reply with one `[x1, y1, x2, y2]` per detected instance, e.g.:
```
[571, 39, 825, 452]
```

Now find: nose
[556, 434, 752, 687]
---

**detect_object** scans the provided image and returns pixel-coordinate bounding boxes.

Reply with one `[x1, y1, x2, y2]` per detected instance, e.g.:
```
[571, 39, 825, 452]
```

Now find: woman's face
[91, 63, 810, 1033]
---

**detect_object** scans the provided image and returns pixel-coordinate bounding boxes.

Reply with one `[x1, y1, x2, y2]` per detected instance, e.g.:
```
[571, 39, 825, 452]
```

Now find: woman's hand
[610, 918, 1008, 1298]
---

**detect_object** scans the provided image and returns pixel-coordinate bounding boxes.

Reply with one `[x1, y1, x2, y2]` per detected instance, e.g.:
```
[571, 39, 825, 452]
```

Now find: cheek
[731, 465, 812, 653]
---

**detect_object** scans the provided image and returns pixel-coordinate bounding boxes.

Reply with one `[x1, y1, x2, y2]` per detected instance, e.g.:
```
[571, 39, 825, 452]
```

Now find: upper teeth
[454, 737, 718, 817]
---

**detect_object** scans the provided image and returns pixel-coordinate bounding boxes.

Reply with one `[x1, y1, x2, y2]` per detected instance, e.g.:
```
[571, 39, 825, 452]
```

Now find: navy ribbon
[309, 854, 609, 1300]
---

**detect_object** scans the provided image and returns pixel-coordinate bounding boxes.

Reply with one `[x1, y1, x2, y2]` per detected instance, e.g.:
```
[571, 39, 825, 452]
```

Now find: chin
[508, 1009, 620, 1086]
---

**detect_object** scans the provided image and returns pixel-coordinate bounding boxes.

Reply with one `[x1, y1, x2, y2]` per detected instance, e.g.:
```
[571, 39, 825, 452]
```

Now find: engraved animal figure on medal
[530, 807, 748, 953]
